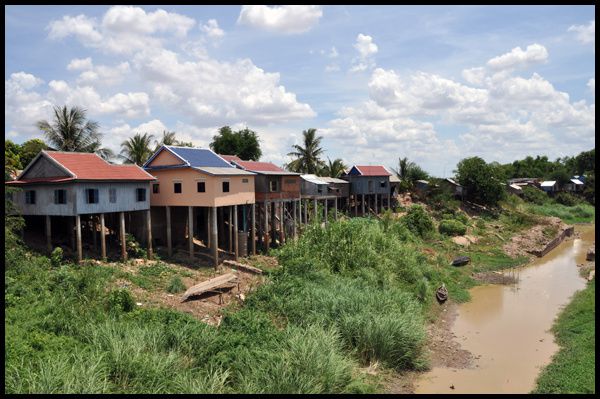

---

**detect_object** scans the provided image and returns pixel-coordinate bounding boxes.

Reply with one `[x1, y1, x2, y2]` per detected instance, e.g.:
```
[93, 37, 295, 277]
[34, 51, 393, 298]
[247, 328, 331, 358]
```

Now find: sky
[5, 5, 595, 177]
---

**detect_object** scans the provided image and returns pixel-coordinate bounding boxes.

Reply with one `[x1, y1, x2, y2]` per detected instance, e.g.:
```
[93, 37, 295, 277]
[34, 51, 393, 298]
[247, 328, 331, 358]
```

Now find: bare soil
[502, 216, 568, 259]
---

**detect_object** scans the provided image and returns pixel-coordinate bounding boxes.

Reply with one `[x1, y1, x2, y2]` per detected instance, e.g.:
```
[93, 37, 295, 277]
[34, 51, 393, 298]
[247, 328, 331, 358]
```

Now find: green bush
[438, 220, 467, 236]
[522, 186, 549, 205]
[401, 205, 435, 239]
[107, 289, 135, 313]
[125, 234, 147, 259]
[167, 276, 186, 294]
[553, 192, 581, 207]
[50, 247, 64, 268]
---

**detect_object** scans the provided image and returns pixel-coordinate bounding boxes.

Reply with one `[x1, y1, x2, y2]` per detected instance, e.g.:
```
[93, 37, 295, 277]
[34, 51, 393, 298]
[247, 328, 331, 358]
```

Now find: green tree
[36, 105, 113, 160]
[120, 133, 155, 166]
[153, 130, 194, 152]
[5, 140, 22, 180]
[19, 139, 48, 167]
[455, 156, 505, 206]
[320, 158, 348, 178]
[392, 157, 429, 191]
[286, 128, 326, 174]
[209, 126, 262, 161]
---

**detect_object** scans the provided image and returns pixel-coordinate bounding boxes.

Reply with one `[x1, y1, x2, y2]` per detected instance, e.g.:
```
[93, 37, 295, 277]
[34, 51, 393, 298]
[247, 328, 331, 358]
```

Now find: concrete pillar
[234, 204, 239, 261]
[228, 207, 233, 253]
[188, 206, 194, 260]
[334, 198, 338, 220]
[100, 213, 106, 260]
[292, 200, 297, 239]
[166, 206, 172, 257]
[211, 207, 218, 269]
[120, 212, 127, 261]
[45, 215, 52, 253]
[251, 203, 256, 255]
[264, 202, 270, 251]
[146, 209, 153, 259]
[218, 207, 225, 249]
[76, 215, 83, 263]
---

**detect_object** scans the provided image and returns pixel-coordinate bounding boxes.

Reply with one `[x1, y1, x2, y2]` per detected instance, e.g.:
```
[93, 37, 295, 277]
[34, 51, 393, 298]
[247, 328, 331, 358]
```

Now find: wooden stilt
[120, 212, 127, 261]
[388, 193, 391, 210]
[166, 206, 172, 257]
[292, 200, 297, 239]
[234, 205, 239, 260]
[206, 207, 211, 249]
[100, 213, 106, 260]
[91, 215, 97, 253]
[279, 202, 284, 244]
[251, 203, 256, 255]
[228, 207, 233, 253]
[313, 198, 318, 222]
[270, 202, 276, 245]
[264, 202, 270, 251]
[188, 206, 194, 260]
[304, 199, 308, 224]
[324, 199, 328, 226]
[211, 207, 218, 269]
[76, 214, 83, 263]
[334, 198, 338, 220]
[375, 193, 378, 214]
[147, 209, 153, 259]
[45, 215, 52, 253]
[361, 194, 365, 216]
[70, 217, 75, 250]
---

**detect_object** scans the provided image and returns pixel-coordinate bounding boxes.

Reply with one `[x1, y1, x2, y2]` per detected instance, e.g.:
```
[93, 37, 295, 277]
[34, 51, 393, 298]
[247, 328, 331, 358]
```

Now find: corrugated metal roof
[235, 160, 288, 173]
[220, 154, 242, 163]
[540, 181, 557, 187]
[301, 174, 328, 185]
[318, 177, 349, 184]
[570, 179, 584, 185]
[194, 167, 255, 176]
[350, 165, 392, 176]
[389, 175, 401, 183]
[509, 184, 523, 190]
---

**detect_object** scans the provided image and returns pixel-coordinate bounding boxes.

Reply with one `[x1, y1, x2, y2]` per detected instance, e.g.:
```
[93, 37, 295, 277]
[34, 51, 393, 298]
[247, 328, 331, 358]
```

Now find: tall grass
[527, 203, 595, 224]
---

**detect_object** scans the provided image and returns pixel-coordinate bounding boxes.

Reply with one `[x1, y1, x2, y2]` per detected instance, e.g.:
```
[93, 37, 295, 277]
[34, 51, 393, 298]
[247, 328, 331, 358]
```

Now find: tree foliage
[5, 140, 22, 180]
[392, 157, 429, 192]
[153, 130, 194, 152]
[320, 158, 348, 178]
[455, 156, 505, 206]
[120, 133, 155, 166]
[19, 139, 49, 167]
[36, 105, 113, 160]
[209, 126, 262, 161]
[286, 128, 326, 174]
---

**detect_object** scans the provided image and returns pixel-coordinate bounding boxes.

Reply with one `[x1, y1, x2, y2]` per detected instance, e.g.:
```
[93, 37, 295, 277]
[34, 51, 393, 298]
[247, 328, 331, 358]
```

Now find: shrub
[401, 205, 435, 239]
[50, 247, 64, 268]
[125, 234, 147, 259]
[553, 192, 581, 207]
[167, 276, 186, 294]
[438, 220, 467, 236]
[107, 289, 135, 313]
[522, 186, 548, 205]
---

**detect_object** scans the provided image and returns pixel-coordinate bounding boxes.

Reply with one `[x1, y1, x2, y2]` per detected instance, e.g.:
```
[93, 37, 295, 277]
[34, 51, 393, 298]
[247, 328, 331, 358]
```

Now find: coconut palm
[154, 130, 178, 150]
[120, 133, 155, 166]
[392, 157, 429, 191]
[36, 105, 113, 160]
[286, 128, 326, 174]
[320, 157, 348, 178]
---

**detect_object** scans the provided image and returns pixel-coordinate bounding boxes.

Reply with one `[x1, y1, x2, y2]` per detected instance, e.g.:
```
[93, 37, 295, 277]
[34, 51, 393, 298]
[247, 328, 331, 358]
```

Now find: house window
[269, 180, 278, 192]
[380, 180, 386, 188]
[242, 178, 249, 183]
[109, 188, 117, 203]
[136, 188, 146, 202]
[197, 181, 206, 192]
[54, 189, 67, 204]
[174, 182, 182, 194]
[368, 180, 373, 193]
[317, 186, 323, 194]
[86, 189, 99, 204]
[222, 181, 230, 192]
[25, 190, 36, 204]
[153, 183, 160, 193]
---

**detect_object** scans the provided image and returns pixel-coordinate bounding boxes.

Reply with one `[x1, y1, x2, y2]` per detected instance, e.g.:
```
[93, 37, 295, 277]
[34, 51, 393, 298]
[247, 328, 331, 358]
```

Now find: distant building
[415, 179, 430, 193]
[563, 178, 585, 193]
[341, 165, 392, 215]
[540, 180, 559, 193]
[440, 178, 466, 200]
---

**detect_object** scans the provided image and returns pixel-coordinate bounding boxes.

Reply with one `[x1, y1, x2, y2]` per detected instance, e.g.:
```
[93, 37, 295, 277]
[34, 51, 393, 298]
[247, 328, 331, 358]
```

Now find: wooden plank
[223, 259, 263, 274]
[181, 273, 238, 302]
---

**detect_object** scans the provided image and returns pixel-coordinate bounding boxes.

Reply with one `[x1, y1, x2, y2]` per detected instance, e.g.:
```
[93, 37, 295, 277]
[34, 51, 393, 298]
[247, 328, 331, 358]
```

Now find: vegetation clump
[439, 219, 467, 236]
[167, 276, 186, 294]
[401, 205, 435, 239]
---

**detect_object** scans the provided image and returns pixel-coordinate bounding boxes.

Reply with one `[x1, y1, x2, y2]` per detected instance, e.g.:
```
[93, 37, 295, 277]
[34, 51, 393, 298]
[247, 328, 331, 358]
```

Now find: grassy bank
[527, 203, 595, 225]
[4, 204, 538, 393]
[532, 280, 595, 394]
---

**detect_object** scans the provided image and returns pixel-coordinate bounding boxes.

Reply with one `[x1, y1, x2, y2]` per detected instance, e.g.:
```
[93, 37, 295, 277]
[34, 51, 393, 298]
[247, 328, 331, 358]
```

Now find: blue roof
[144, 146, 234, 169]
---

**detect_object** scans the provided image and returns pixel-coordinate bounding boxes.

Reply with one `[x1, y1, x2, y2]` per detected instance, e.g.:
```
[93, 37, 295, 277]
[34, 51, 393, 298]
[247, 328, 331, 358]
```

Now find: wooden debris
[223, 259, 263, 274]
[181, 273, 238, 302]
[586, 247, 595, 261]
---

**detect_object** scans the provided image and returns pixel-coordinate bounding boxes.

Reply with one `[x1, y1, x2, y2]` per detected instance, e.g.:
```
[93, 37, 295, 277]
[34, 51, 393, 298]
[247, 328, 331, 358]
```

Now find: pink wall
[150, 149, 185, 166]
[148, 168, 255, 207]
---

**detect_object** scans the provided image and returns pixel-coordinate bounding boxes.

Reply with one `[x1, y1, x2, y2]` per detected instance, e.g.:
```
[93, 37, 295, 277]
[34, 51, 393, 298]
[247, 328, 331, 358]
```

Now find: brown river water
[415, 224, 595, 394]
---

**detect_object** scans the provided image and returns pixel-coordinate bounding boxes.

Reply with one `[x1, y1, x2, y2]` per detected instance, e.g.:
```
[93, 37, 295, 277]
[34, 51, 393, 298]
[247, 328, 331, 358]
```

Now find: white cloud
[568, 20, 595, 44]
[486, 43, 548, 71]
[237, 5, 322, 34]
[462, 67, 486, 86]
[76, 62, 131, 86]
[325, 64, 340, 72]
[588, 78, 595, 96]
[67, 57, 93, 71]
[329, 46, 339, 58]
[201, 19, 225, 39]
[350, 34, 378, 73]
[5, 72, 53, 140]
[47, 14, 102, 43]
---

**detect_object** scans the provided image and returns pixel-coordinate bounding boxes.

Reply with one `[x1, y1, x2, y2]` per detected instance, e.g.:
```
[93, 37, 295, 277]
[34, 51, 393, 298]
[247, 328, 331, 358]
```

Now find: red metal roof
[219, 154, 242, 163]
[7, 152, 156, 184]
[354, 165, 392, 176]
[235, 160, 286, 173]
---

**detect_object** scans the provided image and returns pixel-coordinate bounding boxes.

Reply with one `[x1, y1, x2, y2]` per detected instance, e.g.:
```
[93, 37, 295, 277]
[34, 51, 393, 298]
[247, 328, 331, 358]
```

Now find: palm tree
[392, 157, 429, 191]
[286, 128, 326, 174]
[120, 133, 155, 166]
[320, 157, 348, 178]
[154, 130, 177, 150]
[36, 105, 113, 160]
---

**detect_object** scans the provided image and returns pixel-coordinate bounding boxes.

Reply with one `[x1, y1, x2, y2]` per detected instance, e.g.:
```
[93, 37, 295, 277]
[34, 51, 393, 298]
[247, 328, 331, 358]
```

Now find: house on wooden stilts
[341, 165, 392, 216]
[300, 174, 339, 225]
[5, 151, 156, 262]
[143, 146, 255, 268]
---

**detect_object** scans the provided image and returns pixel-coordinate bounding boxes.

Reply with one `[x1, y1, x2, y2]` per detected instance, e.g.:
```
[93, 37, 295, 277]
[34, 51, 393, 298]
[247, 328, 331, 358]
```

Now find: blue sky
[5, 5, 595, 176]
